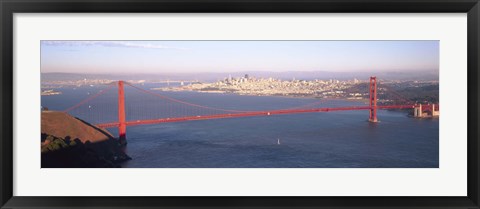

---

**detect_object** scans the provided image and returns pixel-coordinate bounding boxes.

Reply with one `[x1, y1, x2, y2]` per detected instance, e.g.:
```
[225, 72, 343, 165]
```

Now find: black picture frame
[1, 0, 479, 208]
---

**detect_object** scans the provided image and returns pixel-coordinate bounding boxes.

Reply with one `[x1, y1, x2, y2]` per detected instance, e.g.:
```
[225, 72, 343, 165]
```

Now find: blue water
[42, 83, 439, 168]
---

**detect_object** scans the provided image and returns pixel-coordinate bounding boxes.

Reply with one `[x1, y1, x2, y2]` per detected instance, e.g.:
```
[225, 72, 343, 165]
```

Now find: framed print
[1, 0, 479, 208]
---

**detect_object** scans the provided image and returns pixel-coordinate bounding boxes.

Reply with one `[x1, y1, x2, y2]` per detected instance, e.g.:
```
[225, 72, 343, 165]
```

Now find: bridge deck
[96, 105, 415, 128]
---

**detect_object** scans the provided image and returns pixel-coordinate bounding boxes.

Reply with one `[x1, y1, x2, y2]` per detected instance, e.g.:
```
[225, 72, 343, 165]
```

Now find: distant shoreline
[41, 89, 62, 96]
[153, 87, 371, 104]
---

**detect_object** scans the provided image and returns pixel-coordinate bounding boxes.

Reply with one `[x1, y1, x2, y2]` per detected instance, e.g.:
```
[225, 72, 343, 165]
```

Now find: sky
[41, 40, 439, 74]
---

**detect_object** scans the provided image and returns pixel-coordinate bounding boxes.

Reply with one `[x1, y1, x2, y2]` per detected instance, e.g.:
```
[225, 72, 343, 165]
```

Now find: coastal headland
[41, 111, 130, 168]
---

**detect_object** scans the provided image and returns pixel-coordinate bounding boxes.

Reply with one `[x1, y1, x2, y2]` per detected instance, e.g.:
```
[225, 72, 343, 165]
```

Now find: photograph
[40, 40, 440, 168]
[2, 0, 477, 207]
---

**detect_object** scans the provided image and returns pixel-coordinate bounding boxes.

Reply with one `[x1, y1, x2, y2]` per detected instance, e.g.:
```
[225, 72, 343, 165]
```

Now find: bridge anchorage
[63, 77, 437, 144]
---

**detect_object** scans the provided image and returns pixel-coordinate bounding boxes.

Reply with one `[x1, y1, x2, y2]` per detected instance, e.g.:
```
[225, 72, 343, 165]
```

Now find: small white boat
[277, 138, 281, 145]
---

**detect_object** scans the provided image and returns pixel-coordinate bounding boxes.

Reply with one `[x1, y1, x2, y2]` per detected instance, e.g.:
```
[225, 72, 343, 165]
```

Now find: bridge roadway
[96, 104, 415, 128]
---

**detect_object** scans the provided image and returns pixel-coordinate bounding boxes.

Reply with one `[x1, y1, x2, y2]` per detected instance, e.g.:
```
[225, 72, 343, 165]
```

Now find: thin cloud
[41, 41, 188, 50]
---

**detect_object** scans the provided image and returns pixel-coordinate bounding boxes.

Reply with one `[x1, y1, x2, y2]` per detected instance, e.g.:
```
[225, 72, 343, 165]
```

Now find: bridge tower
[118, 81, 127, 145]
[369, 76, 378, 122]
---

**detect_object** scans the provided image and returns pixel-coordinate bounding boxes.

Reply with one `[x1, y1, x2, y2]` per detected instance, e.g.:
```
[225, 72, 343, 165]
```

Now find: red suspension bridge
[62, 77, 439, 144]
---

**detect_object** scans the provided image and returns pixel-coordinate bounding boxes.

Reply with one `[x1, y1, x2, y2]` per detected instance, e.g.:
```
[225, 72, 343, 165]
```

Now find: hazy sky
[41, 40, 439, 74]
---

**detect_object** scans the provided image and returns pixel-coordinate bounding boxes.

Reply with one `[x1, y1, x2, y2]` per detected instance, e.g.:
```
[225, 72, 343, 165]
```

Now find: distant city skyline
[41, 41, 439, 74]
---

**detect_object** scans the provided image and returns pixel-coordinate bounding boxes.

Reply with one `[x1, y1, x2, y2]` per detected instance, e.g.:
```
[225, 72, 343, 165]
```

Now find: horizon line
[41, 69, 439, 75]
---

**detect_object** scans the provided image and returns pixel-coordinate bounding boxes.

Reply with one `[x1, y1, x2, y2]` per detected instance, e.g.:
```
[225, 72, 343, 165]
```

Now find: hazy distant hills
[42, 70, 439, 82]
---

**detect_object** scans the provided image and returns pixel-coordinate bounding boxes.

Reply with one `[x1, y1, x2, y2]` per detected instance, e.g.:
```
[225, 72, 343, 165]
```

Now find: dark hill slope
[41, 111, 113, 143]
[41, 111, 130, 168]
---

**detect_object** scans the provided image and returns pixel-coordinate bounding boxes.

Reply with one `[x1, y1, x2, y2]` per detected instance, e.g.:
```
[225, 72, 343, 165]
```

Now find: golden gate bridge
[62, 77, 439, 144]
